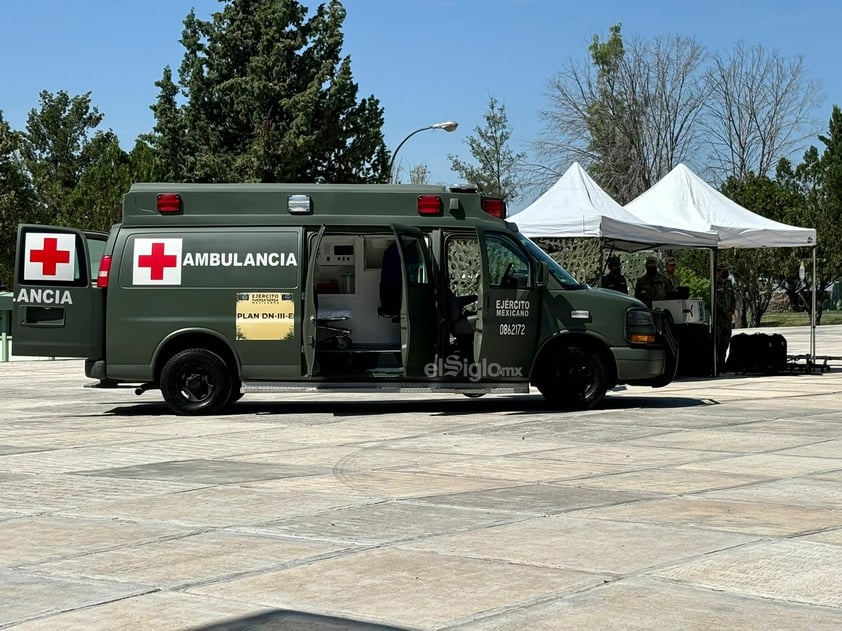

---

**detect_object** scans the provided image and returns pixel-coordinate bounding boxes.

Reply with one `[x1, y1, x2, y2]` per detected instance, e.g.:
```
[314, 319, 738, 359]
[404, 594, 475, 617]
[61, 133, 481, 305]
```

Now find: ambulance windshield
[514, 233, 583, 289]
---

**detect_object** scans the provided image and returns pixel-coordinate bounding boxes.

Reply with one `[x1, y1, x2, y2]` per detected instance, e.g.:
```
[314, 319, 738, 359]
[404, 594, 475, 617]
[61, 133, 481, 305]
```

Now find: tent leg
[598, 241, 605, 287]
[810, 246, 818, 364]
[711, 249, 718, 376]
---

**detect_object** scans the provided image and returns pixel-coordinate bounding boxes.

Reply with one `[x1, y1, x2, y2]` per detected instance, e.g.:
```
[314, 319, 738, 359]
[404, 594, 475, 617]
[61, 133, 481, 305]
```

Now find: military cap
[665, 256, 676, 265]
[644, 255, 659, 266]
[607, 255, 621, 265]
[716, 262, 730, 271]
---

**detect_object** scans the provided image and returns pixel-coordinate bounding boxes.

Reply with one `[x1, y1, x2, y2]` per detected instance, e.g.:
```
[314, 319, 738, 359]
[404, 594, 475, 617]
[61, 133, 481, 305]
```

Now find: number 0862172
[499, 323, 526, 336]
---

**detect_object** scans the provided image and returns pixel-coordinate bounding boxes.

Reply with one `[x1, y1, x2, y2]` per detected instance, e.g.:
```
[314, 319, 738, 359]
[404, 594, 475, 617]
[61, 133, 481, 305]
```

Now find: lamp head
[431, 120, 458, 132]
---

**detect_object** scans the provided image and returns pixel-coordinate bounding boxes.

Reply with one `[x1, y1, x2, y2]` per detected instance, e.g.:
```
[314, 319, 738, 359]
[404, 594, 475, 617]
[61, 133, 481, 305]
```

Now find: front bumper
[614, 309, 678, 387]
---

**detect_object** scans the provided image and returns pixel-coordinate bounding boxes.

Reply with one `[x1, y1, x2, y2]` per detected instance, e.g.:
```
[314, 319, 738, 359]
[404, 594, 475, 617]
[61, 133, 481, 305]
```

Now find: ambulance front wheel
[160, 348, 233, 415]
[537, 346, 607, 410]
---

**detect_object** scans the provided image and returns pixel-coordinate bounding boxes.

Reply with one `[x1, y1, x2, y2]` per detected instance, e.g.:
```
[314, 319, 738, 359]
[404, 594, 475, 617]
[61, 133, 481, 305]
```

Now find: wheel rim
[176, 362, 215, 403]
[559, 354, 598, 401]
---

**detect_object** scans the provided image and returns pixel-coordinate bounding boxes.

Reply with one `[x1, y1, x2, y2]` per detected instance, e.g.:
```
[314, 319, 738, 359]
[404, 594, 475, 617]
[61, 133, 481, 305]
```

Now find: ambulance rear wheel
[160, 348, 233, 415]
[538, 346, 607, 410]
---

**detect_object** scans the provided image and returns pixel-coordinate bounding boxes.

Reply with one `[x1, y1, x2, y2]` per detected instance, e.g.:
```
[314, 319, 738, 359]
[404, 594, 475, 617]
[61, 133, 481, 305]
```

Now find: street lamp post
[389, 120, 458, 183]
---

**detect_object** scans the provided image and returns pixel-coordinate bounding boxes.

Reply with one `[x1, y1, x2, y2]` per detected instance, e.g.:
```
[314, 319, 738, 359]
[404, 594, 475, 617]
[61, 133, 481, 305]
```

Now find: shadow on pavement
[104, 394, 712, 417]
[186, 610, 410, 631]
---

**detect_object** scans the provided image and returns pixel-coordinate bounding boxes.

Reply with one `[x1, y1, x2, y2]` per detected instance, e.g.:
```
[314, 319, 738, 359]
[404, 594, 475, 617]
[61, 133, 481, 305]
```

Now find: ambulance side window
[445, 235, 481, 298]
[17, 228, 90, 288]
[87, 239, 106, 283]
[485, 235, 530, 289]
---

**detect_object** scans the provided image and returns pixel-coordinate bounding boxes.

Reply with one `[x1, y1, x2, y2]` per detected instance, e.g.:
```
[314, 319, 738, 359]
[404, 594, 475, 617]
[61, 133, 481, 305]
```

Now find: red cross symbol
[138, 242, 178, 280]
[30, 237, 71, 276]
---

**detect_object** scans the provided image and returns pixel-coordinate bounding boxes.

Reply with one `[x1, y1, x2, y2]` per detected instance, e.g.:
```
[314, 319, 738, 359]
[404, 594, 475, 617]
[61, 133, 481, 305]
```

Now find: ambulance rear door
[12, 225, 107, 358]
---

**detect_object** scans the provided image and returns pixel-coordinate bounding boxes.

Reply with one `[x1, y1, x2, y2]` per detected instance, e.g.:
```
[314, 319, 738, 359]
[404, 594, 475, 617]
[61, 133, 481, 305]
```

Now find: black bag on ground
[725, 333, 787, 374]
[676, 323, 714, 377]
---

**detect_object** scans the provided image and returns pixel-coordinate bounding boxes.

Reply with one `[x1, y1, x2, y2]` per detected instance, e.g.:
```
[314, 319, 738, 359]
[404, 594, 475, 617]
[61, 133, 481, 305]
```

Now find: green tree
[779, 105, 842, 323]
[720, 173, 803, 327]
[67, 134, 132, 233]
[150, 0, 388, 183]
[448, 96, 525, 201]
[0, 112, 35, 289]
[126, 139, 165, 183]
[147, 66, 185, 181]
[19, 90, 109, 226]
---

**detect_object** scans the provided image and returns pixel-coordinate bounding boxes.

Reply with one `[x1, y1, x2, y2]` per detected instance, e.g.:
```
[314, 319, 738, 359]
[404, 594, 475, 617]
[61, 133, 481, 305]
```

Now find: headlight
[627, 309, 657, 344]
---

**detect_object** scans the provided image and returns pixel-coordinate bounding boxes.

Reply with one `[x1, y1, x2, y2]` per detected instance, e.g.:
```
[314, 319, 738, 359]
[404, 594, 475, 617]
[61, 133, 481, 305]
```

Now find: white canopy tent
[511, 162, 719, 251]
[624, 164, 816, 249]
[625, 163, 818, 365]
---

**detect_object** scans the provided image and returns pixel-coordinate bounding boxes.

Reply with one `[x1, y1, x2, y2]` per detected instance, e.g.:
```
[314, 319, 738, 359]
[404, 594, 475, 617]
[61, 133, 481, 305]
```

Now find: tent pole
[810, 246, 818, 364]
[598, 239, 605, 287]
[711, 249, 718, 376]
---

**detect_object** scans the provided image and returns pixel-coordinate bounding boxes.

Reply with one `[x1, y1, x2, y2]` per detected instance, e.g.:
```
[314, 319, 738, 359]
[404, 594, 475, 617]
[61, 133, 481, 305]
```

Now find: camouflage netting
[531, 238, 602, 284]
[446, 237, 482, 296]
[531, 238, 654, 286]
[446, 236, 658, 291]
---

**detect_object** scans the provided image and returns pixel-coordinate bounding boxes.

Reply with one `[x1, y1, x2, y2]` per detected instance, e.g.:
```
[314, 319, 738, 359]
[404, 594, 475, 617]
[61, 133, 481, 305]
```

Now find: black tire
[225, 382, 244, 409]
[537, 346, 607, 410]
[160, 348, 233, 415]
[462, 392, 486, 398]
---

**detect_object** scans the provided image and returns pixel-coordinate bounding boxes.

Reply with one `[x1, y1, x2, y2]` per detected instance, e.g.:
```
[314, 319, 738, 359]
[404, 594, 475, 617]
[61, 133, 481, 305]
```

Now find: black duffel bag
[725, 333, 787, 374]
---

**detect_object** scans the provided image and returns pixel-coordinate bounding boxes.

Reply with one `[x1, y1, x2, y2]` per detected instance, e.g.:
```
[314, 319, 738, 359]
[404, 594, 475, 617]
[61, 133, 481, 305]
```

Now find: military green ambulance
[13, 183, 677, 414]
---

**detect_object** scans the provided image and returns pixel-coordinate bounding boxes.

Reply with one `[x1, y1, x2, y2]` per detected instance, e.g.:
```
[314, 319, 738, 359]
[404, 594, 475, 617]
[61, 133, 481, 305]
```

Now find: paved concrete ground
[1, 325, 841, 630]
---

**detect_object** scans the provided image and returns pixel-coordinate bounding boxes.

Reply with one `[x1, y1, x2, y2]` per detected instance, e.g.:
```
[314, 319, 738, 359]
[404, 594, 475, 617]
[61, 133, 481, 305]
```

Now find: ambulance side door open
[391, 224, 436, 377]
[13, 225, 107, 358]
[302, 224, 436, 379]
[475, 228, 540, 380]
[303, 226, 326, 376]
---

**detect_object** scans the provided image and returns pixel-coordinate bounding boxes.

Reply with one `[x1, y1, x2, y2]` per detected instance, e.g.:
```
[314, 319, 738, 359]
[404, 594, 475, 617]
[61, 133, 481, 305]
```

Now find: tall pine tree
[149, 0, 388, 183]
[0, 113, 35, 289]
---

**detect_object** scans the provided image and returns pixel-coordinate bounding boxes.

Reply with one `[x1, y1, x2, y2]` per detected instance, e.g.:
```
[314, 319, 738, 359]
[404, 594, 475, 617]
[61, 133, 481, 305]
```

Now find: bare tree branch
[703, 42, 822, 180]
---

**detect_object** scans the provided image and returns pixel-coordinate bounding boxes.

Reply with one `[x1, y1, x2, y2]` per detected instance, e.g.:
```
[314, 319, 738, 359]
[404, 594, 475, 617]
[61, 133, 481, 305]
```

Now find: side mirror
[536, 261, 548, 287]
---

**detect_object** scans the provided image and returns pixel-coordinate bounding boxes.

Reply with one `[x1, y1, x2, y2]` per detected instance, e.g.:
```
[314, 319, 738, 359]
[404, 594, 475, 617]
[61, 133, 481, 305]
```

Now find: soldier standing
[601, 255, 628, 294]
[634, 256, 668, 307]
[664, 256, 679, 296]
[715, 262, 736, 373]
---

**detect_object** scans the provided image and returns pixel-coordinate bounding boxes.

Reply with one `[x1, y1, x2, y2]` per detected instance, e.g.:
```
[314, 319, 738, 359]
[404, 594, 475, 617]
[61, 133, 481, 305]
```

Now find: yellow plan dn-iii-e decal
[235, 292, 295, 341]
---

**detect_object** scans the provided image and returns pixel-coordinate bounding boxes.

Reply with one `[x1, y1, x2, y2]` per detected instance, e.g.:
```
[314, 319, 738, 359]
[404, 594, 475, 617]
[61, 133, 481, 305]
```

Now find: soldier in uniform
[715, 262, 737, 373]
[634, 255, 668, 307]
[664, 256, 679, 297]
[601, 255, 628, 294]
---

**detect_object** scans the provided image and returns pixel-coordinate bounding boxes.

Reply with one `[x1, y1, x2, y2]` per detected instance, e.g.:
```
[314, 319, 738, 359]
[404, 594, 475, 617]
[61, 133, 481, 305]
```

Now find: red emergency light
[157, 193, 182, 214]
[481, 197, 506, 219]
[417, 195, 443, 216]
[96, 255, 112, 288]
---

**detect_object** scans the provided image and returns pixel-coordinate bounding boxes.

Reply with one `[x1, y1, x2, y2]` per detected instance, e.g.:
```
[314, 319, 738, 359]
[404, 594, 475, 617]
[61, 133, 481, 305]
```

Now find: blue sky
[1, 0, 839, 206]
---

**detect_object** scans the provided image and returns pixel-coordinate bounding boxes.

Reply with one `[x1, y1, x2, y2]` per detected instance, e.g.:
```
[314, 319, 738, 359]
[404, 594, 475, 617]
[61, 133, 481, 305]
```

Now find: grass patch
[759, 311, 842, 327]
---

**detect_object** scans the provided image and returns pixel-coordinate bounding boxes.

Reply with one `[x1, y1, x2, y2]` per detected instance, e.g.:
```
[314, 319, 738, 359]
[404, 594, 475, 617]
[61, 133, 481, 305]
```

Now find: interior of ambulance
[309, 231, 480, 378]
